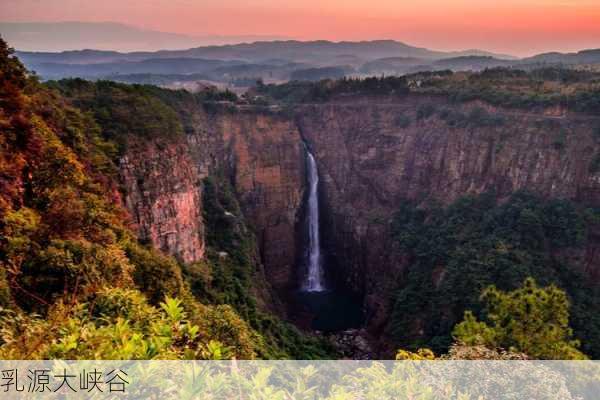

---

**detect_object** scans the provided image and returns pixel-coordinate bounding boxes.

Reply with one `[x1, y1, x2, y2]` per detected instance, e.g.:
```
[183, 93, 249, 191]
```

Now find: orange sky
[2, 0, 600, 56]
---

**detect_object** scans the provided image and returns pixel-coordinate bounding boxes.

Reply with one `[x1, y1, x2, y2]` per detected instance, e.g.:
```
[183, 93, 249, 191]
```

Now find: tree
[453, 278, 587, 359]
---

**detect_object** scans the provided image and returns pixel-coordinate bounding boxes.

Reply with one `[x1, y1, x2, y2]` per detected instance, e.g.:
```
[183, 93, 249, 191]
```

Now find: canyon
[6, 34, 600, 360]
[116, 92, 600, 352]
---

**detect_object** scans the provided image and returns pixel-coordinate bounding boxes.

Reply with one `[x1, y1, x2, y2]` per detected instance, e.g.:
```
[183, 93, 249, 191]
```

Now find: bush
[194, 304, 258, 359]
[438, 108, 467, 127]
[89, 287, 158, 326]
[125, 241, 186, 304]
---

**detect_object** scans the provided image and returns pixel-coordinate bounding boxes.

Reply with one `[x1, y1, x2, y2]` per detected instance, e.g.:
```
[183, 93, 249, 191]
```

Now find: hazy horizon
[1, 0, 599, 56]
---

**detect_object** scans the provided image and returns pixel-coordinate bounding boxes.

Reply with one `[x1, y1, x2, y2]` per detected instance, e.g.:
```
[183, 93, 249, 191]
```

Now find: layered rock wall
[296, 95, 600, 330]
[120, 109, 306, 293]
[119, 138, 205, 264]
[118, 95, 600, 333]
[200, 112, 306, 292]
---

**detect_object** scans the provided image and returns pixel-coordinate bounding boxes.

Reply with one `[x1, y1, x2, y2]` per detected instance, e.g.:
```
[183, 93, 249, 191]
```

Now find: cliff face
[120, 137, 205, 264]
[120, 106, 306, 293]
[211, 113, 306, 292]
[117, 94, 600, 338]
[296, 95, 600, 331]
[186, 109, 306, 292]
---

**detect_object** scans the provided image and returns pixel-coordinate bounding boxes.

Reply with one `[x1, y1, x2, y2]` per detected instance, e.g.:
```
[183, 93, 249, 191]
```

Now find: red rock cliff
[120, 137, 205, 264]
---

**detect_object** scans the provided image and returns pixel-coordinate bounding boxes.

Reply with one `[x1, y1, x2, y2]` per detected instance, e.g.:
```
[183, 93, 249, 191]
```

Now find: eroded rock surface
[120, 138, 205, 264]
[118, 96, 600, 345]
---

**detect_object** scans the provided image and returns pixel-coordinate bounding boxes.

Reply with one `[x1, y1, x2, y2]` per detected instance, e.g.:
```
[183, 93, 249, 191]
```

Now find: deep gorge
[53, 79, 600, 357]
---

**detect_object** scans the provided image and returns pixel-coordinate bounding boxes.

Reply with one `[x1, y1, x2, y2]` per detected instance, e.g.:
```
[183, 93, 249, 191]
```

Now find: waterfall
[303, 146, 326, 292]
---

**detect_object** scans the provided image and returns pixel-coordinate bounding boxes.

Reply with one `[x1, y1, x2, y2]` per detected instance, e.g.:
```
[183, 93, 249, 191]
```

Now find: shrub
[194, 304, 257, 359]
[438, 108, 467, 127]
[125, 241, 186, 304]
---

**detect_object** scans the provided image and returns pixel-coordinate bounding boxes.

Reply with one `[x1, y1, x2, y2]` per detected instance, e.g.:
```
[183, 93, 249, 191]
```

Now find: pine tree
[453, 278, 587, 359]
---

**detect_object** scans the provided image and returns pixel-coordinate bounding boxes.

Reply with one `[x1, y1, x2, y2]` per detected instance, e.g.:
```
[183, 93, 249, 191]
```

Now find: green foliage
[0, 289, 232, 360]
[453, 278, 587, 359]
[390, 191, 600, 357]
[196, 86, 239, 102]
[328, 363, 470, 399]
[48, 79, 185, 151]
[90, 287, 158, 324]
[452, 311, 496, 347]
[20, 239, 134, 308]
[438, 107, 467, 127]
[125, 241, 186, 304]
[193, 304, 256, 359]
[254, 76, 409, 103]
[413, 67, 600, 114]
[249, 68, 600, 117]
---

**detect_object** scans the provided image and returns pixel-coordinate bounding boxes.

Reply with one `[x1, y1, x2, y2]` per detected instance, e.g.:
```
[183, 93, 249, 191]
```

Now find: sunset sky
[2, 0, 600, 56]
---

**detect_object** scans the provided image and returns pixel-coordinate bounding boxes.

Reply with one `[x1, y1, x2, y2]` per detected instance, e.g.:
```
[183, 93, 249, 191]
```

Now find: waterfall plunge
[303, 147, 326, 292]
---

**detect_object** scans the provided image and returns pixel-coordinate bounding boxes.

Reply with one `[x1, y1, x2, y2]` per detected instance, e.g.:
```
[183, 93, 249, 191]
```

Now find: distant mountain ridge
[16, 39, 516, 65]
[0, 21, 290, 52]
[522, 49, 600, 65]
[26, 57, 247, 80]
[6, 24, 599, 86]
[15, 39, 525, 84]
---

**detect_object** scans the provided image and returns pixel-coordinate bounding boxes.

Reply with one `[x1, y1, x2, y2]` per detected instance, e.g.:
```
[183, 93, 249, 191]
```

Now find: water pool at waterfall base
[292, 289, 365, 332]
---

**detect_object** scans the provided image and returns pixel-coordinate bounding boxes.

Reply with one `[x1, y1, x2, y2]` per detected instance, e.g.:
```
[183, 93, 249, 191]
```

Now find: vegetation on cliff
[413, 67, 600, 113]
[190, 176, 334, 358]
[252, 75, 410, 103]
[248, 67, 600, 114]
[390, 191, 600, 358]
[397, 277, 587, 360]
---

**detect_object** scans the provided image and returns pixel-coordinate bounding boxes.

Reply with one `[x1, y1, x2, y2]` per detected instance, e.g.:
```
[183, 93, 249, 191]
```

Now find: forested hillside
[0, 38, 332, 359]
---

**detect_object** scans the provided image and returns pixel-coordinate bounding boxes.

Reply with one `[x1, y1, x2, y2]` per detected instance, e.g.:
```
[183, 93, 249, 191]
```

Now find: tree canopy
[453, 278, 587, 359]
